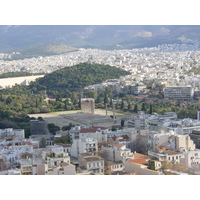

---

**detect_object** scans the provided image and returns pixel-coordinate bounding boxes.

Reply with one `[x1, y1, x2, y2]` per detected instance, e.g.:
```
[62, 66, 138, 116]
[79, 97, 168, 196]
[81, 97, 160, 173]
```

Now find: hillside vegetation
[11, 42, 77, 60]
[29, 62, 130, 97]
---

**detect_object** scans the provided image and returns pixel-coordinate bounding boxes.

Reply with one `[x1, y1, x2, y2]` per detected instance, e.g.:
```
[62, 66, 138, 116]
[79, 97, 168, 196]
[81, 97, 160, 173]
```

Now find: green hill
[29, 63, 130, 97]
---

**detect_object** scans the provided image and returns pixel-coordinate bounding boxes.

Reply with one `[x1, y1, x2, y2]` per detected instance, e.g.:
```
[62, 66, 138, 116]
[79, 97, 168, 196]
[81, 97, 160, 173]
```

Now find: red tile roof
[133, 153, 149, 160]
[80, 127, 108, 133]
[128, 158, 148, 166]
[156, 145, 169, 151]
[123, 173, 142, 175]
[92, 126, 108, 130]
[80, 128, 100, 133]
[121, 135, 129, 140]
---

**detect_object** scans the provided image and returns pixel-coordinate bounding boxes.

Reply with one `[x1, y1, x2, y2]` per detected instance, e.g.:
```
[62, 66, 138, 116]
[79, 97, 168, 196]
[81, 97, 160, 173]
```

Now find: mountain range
[1, 25, 200, 52]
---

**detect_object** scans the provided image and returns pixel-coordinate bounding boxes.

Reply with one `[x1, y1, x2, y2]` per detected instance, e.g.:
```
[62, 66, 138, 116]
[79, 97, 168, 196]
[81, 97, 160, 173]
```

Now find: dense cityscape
[0, 39, 200, 176]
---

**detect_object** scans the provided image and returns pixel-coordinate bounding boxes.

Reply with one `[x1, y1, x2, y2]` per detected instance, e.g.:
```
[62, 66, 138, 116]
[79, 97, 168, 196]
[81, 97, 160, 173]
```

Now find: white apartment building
[48, 162, 76, 175]
[78, 152, 104, 174]
[42, 145, 70, 168]
[147, 130, 196, 152]
[128, 111, 149, 130]
[70, 138, 98, 158]
[164, 86, 194, 100]
[101, 144, 134, 163]
[79, 127, 108, 143]
[0, 128, 25, 139]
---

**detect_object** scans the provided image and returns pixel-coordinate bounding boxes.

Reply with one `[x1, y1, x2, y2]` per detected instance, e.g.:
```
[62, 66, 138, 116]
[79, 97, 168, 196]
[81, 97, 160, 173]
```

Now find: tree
[120, 99, 124, 110]
[141, 103, 146, 112]
[128, 102, 131, 111]
[37, 116, 44, 121]
[87, 90, 98, 100]
[104, 94, 109, 104]
[71, 92, 77, 105]
[133, 104, 138, 113]
[121, 119, 125, 127]
[148, 160, 155, 170]
[105, 86, 113, 100]
[62, 123, 75, 131]
[54, 135, 71, 144]
[149, 104, 153, 114]
[39, 137, 46, 148]
[48, 123, 60, 134]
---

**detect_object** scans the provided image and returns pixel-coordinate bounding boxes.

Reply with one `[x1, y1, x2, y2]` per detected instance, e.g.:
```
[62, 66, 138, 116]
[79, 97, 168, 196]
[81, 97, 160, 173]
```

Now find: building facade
[164, 86, 194, 100]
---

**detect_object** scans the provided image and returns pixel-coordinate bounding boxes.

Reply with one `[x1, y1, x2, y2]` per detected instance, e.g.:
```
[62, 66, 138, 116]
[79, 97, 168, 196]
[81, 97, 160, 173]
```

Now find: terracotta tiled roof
[80, 126, 108, 133]
[156, 145, 169, 151]
[111, 136, 117, 141]
[128, 158, 148, 165]
[118, 139, 126, 142]
[112, 144, 125, 148]
[121, 135, 129, 140]
[123, 173, 142, 175]
[92, 126, 108, 130]
[80, 128, 100, 133]
[57, 143, 71, 147]
[133, 153, 149, 160]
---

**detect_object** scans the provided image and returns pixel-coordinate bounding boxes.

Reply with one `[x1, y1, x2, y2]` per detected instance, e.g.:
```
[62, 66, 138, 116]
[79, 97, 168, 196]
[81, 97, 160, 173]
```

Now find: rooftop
[128, 158, 148, 166]
[133, 153, 150, 160]
[84, 156, 104, 162]
[165, 150, 181, 155]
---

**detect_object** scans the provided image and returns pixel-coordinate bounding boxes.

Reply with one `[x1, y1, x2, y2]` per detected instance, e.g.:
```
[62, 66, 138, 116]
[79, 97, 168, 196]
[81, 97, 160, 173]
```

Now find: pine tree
[149, 104, 153, 114]
[128, 102, 131, 111]
[141, 103, 146, 112]
[133, 104, 138, 113]
[120, 99, 124, 110]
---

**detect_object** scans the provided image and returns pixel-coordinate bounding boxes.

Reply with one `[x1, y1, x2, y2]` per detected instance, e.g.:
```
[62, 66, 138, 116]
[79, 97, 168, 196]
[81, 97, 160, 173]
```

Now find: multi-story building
[79, 127, 108, 143]
[42, 145, 70, 168]
[101, 143, 134, 163]
[164, 86, 194, 101]
[190, 130, 200, 148]
[0, 128, 25, 139]
[30, 120, 49, 136]
[78, 152, 104, 174]
[48, 162, 76, 175]
[70, 138, 98, 158]
[127, 111, 149, 130]
[20, 157, 48, 175]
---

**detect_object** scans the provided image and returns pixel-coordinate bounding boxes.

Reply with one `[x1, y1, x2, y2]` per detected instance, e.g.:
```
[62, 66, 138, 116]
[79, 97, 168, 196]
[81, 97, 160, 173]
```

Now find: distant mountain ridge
[1, 25, 200, 51]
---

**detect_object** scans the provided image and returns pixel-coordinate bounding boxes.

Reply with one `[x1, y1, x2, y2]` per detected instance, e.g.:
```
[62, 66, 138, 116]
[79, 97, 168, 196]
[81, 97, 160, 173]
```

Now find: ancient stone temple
[81, 98, 95, 114]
